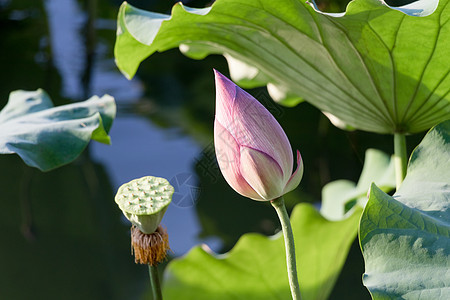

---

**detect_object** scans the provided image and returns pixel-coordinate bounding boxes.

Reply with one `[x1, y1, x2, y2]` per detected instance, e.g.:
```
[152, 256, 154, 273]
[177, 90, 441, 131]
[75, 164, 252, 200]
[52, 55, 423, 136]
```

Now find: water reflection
[44, 0, 86, 99]
[44, 0, 143, 101]
[43, 0, 219, 254]
[91, 116, 222, 254]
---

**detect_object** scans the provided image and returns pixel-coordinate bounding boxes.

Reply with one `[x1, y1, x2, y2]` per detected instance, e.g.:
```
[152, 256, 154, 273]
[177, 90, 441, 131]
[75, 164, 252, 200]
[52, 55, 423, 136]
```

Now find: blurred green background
[0, 0, 423, 299]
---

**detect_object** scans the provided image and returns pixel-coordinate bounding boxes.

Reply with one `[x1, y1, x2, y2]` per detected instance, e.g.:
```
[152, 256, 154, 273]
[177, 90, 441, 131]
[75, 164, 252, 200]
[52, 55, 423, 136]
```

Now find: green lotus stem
[271, 197, 302, 300]
[148, 265, 163, 300]
[394, 133, 407, 189]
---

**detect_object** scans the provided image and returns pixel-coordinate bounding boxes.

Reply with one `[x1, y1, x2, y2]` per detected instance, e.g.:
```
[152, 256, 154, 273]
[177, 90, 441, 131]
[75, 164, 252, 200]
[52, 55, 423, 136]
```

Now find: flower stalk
[271, 197, 302, 300]
[149, 264, 163, 300]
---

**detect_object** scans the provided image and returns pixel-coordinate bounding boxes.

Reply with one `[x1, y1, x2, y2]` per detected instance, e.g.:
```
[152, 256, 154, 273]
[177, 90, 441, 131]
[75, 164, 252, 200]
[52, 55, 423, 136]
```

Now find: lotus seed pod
[115, 176, 174, 234]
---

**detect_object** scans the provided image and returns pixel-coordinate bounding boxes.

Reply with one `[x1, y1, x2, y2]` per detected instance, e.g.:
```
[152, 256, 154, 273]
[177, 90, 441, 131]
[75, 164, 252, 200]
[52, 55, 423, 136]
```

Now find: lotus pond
[1, 0, 448, 299]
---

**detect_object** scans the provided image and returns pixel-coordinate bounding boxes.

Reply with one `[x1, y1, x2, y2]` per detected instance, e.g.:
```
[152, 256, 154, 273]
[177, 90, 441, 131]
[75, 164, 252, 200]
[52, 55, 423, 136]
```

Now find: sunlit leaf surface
[115, 0, 449, 134]
[163, 203, 362, 300]
[360, 120, 450, 299]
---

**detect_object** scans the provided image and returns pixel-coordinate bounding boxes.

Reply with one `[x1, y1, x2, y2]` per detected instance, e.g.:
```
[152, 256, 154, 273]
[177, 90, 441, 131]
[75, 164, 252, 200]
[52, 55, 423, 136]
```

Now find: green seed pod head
[115, 176, 174, 234]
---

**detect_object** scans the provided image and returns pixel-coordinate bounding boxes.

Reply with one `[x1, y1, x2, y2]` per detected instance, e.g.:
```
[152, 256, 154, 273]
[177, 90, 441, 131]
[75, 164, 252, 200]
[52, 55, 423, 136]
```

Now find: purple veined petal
[239, 146, 285, 201]
[283, 150, 304, 195]
[214, 120, 261, 200]
[214, 70, 238, 137]
[214, 70, 293, 181]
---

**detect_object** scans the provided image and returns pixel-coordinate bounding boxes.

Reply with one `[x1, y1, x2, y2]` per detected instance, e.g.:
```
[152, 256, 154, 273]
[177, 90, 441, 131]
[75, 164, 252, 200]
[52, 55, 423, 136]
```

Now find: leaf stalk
[394, 133, 407, 189]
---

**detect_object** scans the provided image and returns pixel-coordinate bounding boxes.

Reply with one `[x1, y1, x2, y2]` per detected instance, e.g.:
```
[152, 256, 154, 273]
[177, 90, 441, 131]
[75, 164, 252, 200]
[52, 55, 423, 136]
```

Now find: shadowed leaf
[0, 89, 116, 171]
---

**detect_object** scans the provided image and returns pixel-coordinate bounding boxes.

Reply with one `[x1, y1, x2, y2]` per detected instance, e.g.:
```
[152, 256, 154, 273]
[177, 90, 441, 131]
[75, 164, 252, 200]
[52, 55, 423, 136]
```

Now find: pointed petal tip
[283, 149, 304, 195]
[214, 69, 238, 116]
[296, 149, 302, 163]
[213, 69, 232, 84]
[295, 149, 304, 173]
[214, 70, 225, 89]
[213, 68, 222, 78]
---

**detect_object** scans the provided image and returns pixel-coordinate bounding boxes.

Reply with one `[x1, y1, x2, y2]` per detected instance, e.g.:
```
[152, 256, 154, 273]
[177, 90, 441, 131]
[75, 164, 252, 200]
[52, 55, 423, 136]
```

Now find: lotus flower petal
[240, 146, 284, 200]
[214, 70, 303, 201]
[214, 120, 260, 200]
[214, 70, 293, 182]
[283, 150, 304, 195]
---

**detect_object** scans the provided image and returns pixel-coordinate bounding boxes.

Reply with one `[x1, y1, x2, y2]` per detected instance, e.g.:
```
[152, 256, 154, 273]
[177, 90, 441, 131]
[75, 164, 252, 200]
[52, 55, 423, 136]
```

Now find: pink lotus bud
[214, 70, 303, 201]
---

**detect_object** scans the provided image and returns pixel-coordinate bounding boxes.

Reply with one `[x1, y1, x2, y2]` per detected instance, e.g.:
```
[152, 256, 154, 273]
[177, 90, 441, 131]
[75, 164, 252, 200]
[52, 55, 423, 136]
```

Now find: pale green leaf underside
[360, 120, 450, 299]
[163, 203, 362, 300]
[115, 0, 450, 134]
[320, 148, 395, 221]
[0, 89, 116, 171]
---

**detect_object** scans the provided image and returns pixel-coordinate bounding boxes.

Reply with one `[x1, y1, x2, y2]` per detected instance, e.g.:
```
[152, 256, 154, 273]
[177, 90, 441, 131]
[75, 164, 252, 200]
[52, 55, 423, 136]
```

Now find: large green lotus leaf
[321, 148, 395, 221]
[163, 203, 362, 300]
[0, 89, 116, 171]
[222, 53, 304, 107]
[115, 0, 449, 134]
[359, 120, 450, 299]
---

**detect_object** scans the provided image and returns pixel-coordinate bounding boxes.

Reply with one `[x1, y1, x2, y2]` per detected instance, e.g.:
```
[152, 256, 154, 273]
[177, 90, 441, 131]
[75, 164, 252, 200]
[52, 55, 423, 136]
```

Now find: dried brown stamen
[131, 224, 170, 265]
